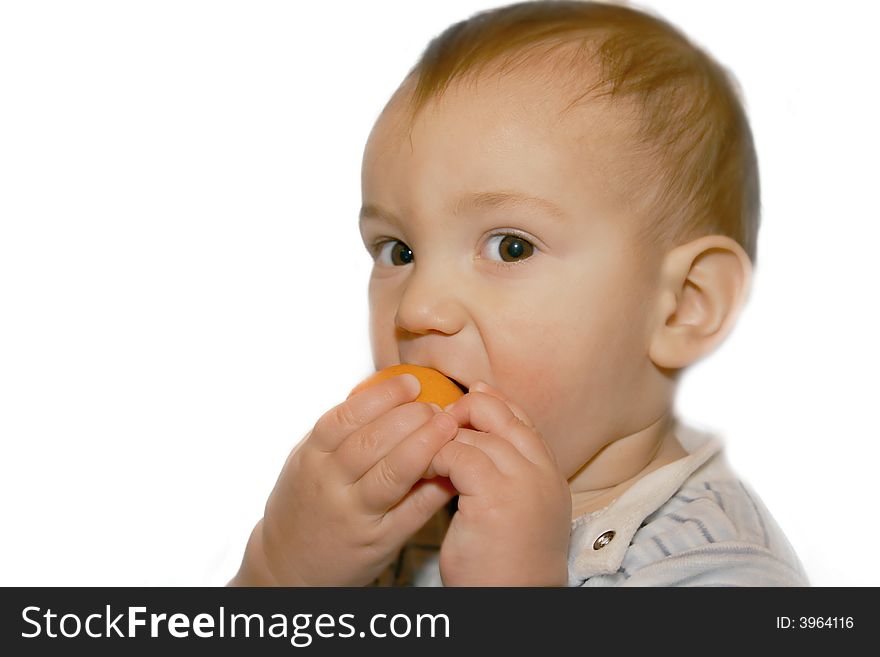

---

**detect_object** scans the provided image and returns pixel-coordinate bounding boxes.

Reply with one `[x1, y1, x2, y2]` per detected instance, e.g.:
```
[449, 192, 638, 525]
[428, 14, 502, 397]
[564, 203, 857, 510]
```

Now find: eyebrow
[359, 190, 568, 225]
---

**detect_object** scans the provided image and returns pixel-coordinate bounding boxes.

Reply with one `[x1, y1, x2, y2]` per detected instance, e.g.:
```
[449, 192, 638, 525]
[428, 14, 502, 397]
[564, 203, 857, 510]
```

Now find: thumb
[469, 381, 536, 430]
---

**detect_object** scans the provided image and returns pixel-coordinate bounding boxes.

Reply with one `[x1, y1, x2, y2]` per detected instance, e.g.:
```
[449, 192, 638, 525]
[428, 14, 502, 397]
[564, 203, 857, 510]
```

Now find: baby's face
[359, 70, 668, 479]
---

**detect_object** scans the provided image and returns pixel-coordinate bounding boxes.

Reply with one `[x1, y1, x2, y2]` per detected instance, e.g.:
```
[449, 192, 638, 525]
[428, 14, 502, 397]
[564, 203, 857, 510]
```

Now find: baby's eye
[375, 239, 414, 266]
[483, 233, 535, 264]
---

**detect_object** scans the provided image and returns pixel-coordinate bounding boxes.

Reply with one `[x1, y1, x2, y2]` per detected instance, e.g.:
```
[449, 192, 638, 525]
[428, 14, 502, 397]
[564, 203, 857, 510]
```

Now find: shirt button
[593, 530, 615, 550]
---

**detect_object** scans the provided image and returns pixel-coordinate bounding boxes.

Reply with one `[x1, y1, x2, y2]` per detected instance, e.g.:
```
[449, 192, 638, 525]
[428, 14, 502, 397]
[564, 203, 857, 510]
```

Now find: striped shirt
[370, 418, 809, 587]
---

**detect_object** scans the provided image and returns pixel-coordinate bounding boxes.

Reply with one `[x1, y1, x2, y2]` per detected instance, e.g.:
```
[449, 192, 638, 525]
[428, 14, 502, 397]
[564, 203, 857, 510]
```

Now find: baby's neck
[568, 412, 687, 519]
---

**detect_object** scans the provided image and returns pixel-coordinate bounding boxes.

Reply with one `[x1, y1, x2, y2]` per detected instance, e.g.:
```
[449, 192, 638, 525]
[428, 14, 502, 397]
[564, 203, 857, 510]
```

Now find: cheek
[367, 281, 399, 364]
[487, 265, 650, 438]
[484, 306, 573, 422]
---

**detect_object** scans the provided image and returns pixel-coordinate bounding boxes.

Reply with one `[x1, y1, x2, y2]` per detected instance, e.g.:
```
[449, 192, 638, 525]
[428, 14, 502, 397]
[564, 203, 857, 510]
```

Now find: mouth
[410, 362, 470, 394]
[430, 367, 469, 394]
[449, 377, 469, 395]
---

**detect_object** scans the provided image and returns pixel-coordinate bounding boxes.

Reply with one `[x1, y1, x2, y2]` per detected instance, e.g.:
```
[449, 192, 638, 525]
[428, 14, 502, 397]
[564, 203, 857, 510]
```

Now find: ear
[648, 235, 753, 370]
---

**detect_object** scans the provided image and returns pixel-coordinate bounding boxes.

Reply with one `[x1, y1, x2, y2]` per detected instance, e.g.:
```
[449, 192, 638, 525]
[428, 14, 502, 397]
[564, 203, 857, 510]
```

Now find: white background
[1, 0, 877, 586]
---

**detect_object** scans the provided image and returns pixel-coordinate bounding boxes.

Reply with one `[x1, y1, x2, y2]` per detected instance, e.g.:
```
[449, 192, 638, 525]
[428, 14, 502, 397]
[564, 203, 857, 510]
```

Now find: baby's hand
[428, 382, 572, 586]
[231, 374, 458, 586]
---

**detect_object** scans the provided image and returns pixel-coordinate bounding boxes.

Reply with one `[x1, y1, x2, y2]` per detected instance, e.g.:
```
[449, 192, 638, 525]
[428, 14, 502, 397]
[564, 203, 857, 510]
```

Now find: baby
[229, 0, 808, 587]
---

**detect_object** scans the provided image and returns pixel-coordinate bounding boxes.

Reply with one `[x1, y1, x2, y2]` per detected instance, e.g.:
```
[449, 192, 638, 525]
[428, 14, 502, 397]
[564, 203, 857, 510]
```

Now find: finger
[381, 476, 457, 541]
[468, 381, 536, 429]
[428, 438, 504, 497]
[448, 427, 530, 476]
[309, 373, 421, 452]
[353, 410, 460, 512]
[443, 392, 550, 467]
[468, 384, 555, 466]
[333, 401, 437, 484]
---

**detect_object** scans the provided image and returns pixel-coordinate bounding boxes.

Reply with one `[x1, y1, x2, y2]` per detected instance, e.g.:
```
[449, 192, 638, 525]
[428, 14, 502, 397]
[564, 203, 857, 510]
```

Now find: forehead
[361, 66, 643, 224]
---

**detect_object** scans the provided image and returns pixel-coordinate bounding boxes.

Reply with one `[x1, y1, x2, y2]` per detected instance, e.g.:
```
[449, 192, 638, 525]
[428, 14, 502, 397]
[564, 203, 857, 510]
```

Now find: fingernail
[429, 403, 442, 412]
[471, 381, 486, 392]
[434, 412, 458, 432]
[400, 373, 421, 396]
[443, 400, 457, 412]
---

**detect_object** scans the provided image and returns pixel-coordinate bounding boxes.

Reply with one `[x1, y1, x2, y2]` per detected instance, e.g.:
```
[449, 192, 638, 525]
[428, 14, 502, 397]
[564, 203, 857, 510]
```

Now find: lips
[415, 363, 469, 394]
[448, 377, 469, 394]
[435, 368, 468, 394]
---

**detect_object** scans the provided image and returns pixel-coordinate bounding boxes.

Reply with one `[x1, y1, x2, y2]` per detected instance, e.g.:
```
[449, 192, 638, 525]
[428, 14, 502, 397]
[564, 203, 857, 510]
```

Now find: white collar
[567, 419, 725, 583]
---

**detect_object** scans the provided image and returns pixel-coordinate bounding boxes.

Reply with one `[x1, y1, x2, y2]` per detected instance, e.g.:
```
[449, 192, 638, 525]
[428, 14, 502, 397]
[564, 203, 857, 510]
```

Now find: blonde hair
[392, 0, 760, 263]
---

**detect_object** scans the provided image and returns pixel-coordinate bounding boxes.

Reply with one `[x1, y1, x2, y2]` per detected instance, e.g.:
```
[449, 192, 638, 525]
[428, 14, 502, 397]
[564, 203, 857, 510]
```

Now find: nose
[394, 260, 468, 336]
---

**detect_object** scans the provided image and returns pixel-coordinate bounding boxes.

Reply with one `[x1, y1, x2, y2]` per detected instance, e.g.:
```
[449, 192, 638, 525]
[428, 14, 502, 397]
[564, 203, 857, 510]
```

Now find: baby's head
[358, 0, 756, 482]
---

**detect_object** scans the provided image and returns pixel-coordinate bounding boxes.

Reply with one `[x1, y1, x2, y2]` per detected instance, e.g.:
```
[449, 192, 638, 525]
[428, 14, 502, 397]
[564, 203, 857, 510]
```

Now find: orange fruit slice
[349, 364, 465, 408]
